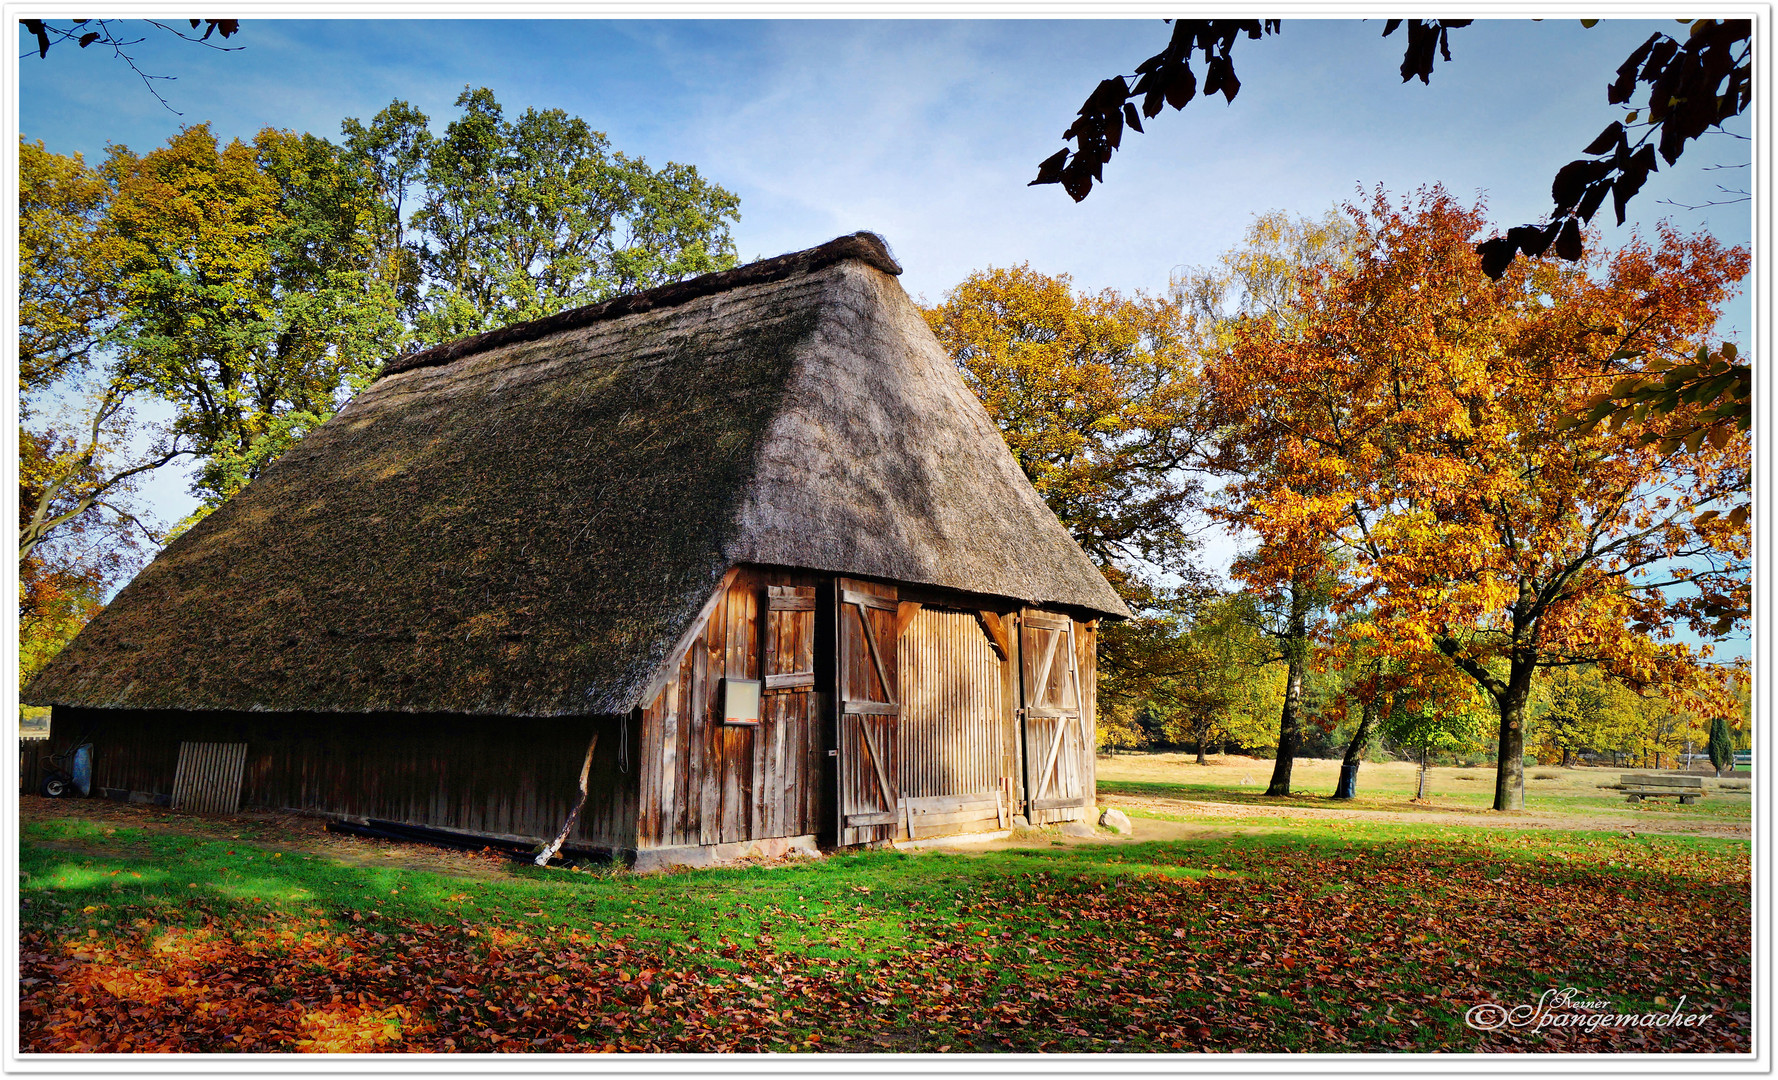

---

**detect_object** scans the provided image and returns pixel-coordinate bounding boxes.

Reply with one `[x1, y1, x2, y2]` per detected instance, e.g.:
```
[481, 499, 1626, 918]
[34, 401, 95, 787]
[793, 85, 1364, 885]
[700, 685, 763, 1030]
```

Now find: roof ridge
[379, 232, 901, 380]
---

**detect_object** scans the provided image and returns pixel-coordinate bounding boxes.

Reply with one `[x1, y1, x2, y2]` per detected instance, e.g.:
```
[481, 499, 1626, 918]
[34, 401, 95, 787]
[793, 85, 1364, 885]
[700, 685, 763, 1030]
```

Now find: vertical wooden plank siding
[627, 569, 824, 851]
[1002, 613, 1025, 808]
[60, 706, 636, 848]
[700, 586, 726, 846]
[659, 664, 680, 846]
[1020, 611, 1091, 825]
[719, 579, 754, 843]
[1079, 619, 1099, 814]
[69, 581, 1105, 858]
[638, 694, 662, 843]
[764, 584, 817, 843]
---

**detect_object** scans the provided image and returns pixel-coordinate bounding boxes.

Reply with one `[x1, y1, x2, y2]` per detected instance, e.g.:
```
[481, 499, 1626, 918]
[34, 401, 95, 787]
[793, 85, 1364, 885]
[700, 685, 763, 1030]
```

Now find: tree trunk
[1492, 667, 1532, 811]
[1561, 746, 1571, 769]
[1417, 741, 1428, 800]
[1265, 578, 1312, 799]
[1333, 696, 1377, 799]
[1265, 664, 1304, 797]
[1196, 741, 1207, 766]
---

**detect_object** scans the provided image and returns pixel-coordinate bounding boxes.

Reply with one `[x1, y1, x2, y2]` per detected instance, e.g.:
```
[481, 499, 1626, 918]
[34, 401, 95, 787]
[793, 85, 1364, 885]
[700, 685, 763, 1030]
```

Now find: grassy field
[1098, 752, 1754, 822]
[18, 775, 1751, 1055]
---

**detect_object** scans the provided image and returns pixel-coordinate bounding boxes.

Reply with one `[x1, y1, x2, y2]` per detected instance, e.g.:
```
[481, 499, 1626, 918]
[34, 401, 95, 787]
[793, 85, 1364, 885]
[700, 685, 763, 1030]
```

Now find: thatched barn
[25, 232, 1128, 868]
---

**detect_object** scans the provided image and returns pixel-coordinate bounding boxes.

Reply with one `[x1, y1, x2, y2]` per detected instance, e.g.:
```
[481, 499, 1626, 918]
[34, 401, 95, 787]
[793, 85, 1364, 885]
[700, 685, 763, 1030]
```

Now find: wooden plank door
[837, 578, 901, 846]
[762, 585, 819, 839]
[1020, 611, 1092, 824]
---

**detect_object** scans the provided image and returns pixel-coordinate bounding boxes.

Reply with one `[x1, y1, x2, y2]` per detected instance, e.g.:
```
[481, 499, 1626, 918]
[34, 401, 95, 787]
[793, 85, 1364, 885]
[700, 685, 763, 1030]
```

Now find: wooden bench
[1619, 773, 1705, 805]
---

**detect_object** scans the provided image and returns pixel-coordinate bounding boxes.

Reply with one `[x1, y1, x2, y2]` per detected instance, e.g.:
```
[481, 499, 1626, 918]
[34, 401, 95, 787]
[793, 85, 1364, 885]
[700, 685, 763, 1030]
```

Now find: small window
[721, 677, 762, 725]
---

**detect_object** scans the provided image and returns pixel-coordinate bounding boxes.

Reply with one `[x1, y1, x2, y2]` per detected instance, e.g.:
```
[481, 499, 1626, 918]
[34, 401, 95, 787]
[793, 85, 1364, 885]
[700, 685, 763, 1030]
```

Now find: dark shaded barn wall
[49, 706, 636, 851]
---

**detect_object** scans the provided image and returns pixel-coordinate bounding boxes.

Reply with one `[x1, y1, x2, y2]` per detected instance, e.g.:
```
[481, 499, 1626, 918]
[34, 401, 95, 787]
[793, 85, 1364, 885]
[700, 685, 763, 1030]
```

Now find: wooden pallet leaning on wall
[170, 741, 248, 815]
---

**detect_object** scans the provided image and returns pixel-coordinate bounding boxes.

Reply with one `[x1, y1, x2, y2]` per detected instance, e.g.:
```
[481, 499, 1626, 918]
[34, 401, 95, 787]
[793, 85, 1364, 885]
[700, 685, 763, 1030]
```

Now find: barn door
[836, 578, 901, 846]
[1021, 610, 1091, 823]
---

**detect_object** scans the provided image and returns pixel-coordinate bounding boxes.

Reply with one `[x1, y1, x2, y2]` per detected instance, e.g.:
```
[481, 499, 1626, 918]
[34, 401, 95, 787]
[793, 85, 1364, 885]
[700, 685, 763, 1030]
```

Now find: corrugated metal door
[899, 607, 1007, 837]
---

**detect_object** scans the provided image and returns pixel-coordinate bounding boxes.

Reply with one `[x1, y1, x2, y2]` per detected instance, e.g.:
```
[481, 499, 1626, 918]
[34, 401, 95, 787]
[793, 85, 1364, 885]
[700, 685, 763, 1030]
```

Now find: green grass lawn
[19, 804, 1750, 1054]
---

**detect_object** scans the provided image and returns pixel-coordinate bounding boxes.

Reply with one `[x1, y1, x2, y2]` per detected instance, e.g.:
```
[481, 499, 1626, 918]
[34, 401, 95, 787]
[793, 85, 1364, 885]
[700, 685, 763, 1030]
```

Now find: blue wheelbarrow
[38, 742, 92, 798]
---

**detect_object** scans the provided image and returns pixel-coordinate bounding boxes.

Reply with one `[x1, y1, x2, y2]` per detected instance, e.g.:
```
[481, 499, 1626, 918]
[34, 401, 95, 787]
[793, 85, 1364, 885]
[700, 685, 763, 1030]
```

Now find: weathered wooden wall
[1020, 610, 1096, 826]
[49, 571, 1105, 857]
[1077, 618, 1099, 815]
[635, 568, 825, 849]
[49, 706, 637, 849]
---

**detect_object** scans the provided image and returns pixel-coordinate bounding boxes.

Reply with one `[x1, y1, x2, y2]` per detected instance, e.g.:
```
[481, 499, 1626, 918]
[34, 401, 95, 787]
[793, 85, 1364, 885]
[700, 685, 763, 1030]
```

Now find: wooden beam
[841, 700, 900, 716]
[895, 601, 923, 640]
[906, 792, 1000, 815]
[974, 611, 1009, 660]
[840, 588, 899, 612]
[1029, 796, 1093, 811]
[907, 807, 1001, 829]
[845, 811, 900, 827]
[764, 672, 815, 691]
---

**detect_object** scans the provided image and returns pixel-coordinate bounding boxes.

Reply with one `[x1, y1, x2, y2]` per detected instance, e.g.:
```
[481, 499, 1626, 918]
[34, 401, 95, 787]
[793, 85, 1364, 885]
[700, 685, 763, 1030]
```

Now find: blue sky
[17, 17, 1755, 656]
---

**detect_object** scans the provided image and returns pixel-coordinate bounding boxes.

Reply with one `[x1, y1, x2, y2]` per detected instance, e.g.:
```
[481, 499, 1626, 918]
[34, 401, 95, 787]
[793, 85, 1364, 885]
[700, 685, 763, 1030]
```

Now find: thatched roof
[27, 232, 1129, 718]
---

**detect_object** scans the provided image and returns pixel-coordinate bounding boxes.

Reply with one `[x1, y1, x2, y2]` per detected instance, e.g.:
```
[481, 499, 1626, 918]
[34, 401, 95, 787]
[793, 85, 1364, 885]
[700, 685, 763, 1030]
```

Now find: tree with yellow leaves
[923, 264, 1208, 585]
[1205, 186, 1749, 811]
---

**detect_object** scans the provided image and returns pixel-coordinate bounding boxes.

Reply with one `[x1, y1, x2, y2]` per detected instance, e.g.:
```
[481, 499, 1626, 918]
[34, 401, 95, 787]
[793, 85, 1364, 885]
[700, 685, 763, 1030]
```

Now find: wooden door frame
[1018, 609, 1092, 820]
[833, 578, 903, 845]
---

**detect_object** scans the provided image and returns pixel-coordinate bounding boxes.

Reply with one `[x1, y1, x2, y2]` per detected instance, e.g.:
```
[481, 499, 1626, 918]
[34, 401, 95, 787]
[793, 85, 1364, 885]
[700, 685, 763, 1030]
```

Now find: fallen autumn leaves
[18, 817, 1749, 1054]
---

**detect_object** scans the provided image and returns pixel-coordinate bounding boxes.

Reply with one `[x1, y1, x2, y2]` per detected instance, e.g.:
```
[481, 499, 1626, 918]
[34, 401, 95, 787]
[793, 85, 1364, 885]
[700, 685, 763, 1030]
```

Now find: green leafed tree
[347, 87, 743, 346]
[1707, 712, 1735, 776]
[103, 124, 406, 514]
[1379, 691, 1490, 800]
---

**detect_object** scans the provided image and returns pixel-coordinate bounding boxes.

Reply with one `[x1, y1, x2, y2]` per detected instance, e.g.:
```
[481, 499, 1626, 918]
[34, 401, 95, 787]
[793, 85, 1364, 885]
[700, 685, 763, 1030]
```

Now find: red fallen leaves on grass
[18, 836, 1750, 1054]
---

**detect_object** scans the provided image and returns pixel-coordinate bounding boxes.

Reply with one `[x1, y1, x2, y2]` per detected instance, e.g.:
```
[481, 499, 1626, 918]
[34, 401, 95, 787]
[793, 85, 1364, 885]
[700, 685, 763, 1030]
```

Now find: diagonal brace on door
[856, 716, 897, 811]
[1035, 716, 1073, 802]
[850, 600, 898, 706]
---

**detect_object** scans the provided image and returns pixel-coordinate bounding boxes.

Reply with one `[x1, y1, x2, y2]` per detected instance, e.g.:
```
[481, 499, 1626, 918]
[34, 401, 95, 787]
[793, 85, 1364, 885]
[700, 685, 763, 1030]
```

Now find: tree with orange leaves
[1205, 186, 1749, 811]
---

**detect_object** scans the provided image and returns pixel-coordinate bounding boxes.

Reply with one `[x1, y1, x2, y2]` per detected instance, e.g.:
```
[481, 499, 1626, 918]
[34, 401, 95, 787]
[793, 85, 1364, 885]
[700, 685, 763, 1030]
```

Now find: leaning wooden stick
[535, 733, 598, 866]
